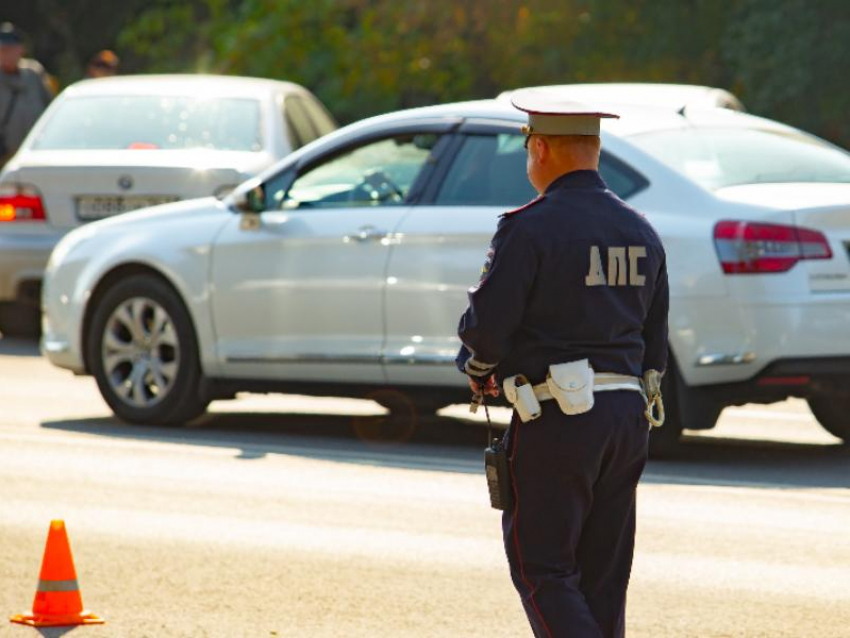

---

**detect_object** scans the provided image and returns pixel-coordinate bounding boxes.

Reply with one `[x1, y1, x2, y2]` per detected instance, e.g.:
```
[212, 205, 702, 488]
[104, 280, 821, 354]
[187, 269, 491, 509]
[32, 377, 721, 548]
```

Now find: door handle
[344, 225, 387, 243]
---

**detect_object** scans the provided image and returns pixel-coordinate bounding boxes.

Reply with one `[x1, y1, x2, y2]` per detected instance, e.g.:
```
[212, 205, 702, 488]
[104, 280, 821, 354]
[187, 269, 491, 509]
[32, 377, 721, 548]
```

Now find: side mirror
[233, 182, 266, 214]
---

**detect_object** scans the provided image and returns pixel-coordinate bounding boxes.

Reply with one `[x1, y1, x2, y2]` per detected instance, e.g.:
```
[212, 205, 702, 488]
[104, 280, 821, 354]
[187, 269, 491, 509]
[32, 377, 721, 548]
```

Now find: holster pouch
[484, 435, 514, 511]
[546, 359, 595, 415]
[502, 374, 542, 422]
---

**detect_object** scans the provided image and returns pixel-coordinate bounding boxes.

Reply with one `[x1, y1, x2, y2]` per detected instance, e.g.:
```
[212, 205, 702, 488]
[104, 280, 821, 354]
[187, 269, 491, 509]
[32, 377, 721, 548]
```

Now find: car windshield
[32, 95, 262, 152]
[628, 126, 850, 190]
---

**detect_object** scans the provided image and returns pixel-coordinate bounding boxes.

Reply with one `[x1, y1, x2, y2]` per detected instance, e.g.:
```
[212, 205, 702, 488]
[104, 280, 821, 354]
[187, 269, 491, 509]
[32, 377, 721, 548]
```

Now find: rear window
[629, 127, 850, 190]
[32, 95, 262, 151]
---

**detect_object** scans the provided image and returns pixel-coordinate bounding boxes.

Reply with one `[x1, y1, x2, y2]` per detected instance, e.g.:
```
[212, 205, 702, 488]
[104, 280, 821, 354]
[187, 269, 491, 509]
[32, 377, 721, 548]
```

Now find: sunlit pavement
[1, 336, 848, 637]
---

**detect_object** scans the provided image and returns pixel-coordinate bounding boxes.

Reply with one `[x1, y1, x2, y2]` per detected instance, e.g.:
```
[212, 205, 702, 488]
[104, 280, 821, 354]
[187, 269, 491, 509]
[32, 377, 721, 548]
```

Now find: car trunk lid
[9, 149, 269, 229]
[716, 182, 850, 292]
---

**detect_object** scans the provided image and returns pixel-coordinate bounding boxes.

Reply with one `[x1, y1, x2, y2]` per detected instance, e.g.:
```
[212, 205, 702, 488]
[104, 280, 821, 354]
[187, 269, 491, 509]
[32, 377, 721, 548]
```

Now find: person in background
[85, 50, 119, 79]
[0, 22, 53, 166]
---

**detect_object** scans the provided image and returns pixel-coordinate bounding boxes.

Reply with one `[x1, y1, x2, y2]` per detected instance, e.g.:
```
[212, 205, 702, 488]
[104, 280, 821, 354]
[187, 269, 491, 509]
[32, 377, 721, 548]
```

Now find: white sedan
[41, 98, 850, 453]
[0, 74, 335, 336]
[498, 82, 746, 112]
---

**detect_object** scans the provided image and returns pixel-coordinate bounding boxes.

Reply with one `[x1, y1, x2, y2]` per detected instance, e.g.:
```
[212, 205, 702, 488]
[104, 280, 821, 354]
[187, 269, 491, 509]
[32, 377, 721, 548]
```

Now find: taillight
[713, 220, 832, 274]
[0, 184, 46, 222]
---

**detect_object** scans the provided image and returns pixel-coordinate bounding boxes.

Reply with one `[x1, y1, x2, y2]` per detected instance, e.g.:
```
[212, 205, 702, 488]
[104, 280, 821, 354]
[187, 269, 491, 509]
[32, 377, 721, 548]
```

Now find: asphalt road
[1, 336, 849, 637]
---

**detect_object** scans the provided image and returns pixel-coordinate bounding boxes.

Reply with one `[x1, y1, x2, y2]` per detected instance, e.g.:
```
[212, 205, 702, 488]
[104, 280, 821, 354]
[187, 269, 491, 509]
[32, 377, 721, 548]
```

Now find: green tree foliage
[723, 0, 850, 145]
[7, 0, 150, 80]
[113, 0, 849, 145]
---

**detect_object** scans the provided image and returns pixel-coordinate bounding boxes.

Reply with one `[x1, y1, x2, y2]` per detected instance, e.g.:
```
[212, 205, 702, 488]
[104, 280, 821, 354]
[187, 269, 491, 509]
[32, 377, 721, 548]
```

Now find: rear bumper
[677, 294, 850, 387]
[685, 355, 850, 417]
[0, 232, 63, 303]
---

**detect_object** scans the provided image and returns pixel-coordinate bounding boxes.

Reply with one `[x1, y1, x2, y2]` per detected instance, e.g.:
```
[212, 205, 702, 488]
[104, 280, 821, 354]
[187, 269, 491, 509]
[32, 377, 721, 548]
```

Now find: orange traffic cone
[10, 520, 104, 627]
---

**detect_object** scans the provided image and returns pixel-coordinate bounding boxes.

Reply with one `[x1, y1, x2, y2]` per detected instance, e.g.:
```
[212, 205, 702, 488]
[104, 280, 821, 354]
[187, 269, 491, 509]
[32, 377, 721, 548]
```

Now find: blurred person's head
[86, 50, 119, 78]
[0, 22, 24, 74]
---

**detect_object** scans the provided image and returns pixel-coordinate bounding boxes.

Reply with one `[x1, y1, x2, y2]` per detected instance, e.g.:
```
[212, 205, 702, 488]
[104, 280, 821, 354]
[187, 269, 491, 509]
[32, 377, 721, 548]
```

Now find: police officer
[457, 88, 668, 638]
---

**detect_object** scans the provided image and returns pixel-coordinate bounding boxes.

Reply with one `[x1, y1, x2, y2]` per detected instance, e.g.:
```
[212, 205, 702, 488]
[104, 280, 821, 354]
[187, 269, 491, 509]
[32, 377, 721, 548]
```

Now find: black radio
[484, 434, 514, 511]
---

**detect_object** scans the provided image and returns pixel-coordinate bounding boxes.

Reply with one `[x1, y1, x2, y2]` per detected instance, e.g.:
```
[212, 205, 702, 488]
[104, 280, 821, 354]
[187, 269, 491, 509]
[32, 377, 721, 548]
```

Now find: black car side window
[264, 169, 296, 210]
[599, 152, 649, 200]
[436, 134, 536, 207]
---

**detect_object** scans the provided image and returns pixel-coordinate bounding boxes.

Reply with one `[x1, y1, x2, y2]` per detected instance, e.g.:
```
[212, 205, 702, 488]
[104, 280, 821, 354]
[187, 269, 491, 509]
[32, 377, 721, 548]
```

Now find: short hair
[540, 134, 600, 150]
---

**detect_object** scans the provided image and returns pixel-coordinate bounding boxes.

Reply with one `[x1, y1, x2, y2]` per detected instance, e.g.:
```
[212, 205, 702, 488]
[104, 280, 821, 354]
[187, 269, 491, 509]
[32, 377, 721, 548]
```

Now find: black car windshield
[628, 126, 850, 190]
[32, 95, 262, 152]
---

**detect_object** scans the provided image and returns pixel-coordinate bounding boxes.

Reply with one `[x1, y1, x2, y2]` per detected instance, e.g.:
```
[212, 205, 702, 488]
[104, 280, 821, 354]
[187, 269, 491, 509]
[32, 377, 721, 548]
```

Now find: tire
[86, 274, 209, 425]
[648, 360, 685, 458]
[353, 389, 420, 444]
[371, 389, 446, 417]
[807, 395, 850, 442]
[0, 302, 41, 338]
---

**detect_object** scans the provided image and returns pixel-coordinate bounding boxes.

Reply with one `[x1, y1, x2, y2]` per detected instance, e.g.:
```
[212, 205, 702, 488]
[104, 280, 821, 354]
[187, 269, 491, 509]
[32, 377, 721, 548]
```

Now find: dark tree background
[6, 0, 850, 146]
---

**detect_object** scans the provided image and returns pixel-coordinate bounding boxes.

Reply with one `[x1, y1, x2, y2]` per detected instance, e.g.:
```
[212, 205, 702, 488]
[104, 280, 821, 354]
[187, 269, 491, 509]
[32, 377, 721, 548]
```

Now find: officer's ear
[531, 135, 551, 163]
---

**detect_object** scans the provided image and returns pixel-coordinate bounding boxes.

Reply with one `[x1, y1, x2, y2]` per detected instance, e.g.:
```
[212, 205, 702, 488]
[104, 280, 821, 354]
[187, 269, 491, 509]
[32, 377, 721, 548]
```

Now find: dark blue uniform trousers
[503, 391, 649, 638]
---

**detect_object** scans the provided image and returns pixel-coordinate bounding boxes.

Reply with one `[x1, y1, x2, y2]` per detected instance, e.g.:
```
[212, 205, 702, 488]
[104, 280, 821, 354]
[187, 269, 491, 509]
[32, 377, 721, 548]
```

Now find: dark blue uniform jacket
[457, 169, 668, 384]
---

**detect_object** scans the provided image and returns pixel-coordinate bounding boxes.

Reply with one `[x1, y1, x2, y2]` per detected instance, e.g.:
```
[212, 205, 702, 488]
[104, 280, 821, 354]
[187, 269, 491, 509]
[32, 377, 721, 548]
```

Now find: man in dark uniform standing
[457, 88, 668, 638]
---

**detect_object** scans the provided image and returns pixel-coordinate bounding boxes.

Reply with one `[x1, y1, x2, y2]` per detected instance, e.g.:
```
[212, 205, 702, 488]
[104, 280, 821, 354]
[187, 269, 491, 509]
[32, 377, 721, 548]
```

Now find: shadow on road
[41, 411, 489, 474]
[34, 627, 78, 637]
[40, 408, 850, 490]
[0, 335, 40, 357]
[647, 433, 850, 490]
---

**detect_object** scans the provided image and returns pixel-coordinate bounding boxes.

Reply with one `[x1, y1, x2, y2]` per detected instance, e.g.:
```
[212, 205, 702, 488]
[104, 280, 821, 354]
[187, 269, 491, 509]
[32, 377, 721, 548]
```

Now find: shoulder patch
[500, 194, 545, 218]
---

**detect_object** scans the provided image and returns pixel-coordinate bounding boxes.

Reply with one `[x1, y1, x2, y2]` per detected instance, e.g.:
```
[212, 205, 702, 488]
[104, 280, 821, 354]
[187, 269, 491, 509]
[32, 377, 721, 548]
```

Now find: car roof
[60, 74, 309, 99]
[348, 98, 787, 139]
[496, 83, 746, 112]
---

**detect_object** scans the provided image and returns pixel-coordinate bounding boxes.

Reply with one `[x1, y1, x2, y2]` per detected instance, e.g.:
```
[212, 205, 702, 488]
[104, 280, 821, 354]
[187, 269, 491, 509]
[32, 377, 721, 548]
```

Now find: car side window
[284, 96, 319, 150]
[599, 152, 649, 200]
[264, 169, 296, 211]
[281, 133, 440, 209]
[435, 134, 537, 206]
[301, 95, 337, 137]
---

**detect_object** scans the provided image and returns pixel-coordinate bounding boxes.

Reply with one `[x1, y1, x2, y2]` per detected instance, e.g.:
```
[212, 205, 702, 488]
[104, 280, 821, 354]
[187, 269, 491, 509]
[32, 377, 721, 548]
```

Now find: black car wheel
[0, 301, 41, 338]
[807, 394, 850, 443]
[87, 274, 208, 425]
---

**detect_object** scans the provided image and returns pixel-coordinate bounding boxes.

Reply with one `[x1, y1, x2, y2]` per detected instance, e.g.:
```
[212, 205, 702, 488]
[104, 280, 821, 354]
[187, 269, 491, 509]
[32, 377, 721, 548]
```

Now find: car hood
[48, 196, 229, 275]
[714, 182, 850, 210]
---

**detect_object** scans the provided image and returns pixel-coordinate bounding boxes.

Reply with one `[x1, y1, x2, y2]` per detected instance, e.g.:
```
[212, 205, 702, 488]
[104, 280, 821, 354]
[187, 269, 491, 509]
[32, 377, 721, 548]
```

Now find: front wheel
[807, 394, 850, 442]
[87, 275, 209, 425]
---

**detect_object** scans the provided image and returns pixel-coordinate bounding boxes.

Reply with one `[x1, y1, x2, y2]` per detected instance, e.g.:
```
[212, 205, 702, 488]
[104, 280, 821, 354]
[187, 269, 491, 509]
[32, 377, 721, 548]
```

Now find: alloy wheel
[101, 297, 180, 408]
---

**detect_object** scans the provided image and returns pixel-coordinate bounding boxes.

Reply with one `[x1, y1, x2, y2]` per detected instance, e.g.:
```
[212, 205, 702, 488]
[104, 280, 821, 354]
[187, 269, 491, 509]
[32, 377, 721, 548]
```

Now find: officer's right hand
[469, 374, 500, 398]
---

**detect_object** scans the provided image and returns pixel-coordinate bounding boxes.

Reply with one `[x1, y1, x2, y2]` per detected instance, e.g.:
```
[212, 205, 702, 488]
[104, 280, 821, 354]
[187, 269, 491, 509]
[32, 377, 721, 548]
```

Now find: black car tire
[0, 302, 41, 338]
[87, 274, 209, 425]
[807, 395, 850, 443]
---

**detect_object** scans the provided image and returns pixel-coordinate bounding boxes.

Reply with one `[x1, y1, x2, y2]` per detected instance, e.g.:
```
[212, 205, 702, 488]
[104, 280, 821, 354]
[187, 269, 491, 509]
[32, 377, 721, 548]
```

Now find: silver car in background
[0, 73, 336, 336]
